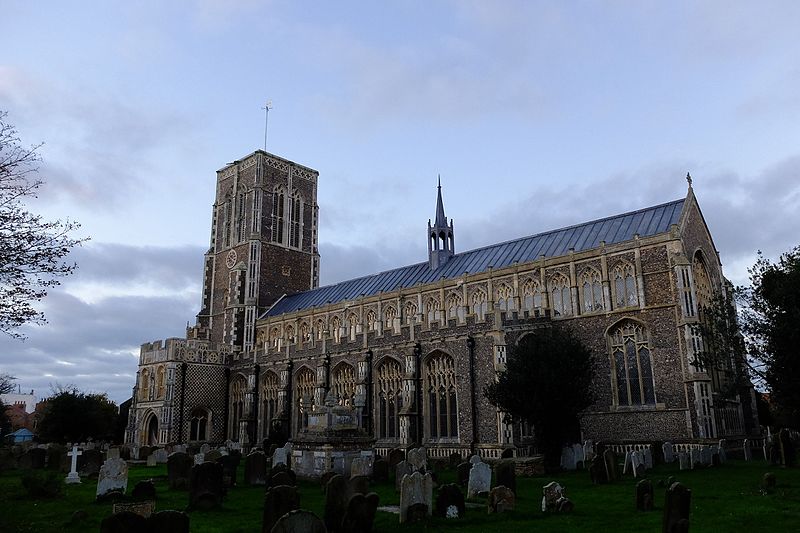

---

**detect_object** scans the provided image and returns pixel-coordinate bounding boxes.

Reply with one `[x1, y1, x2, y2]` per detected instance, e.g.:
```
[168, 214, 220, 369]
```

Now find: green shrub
[21, 470, 64, 498]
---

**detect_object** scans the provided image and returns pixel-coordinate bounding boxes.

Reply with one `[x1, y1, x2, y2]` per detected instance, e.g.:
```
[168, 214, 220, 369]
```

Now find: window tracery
[612, 262, 638, 308]
[425, 297, 440, 323]
[580, 268, 604, 313]
[471, 288, 488, 317]
[549, 273, 572, 316]
[424, 352, 458, 439]
[366, 310, 377, 331]
[295, 367, 316, 432]
[189, 407, 210, 441]
[376, 358, 403, 439]
[446, 292, 465, 322]
[332, 363, 356, 406]
[404, 301, 417, 324]
[521, 278, 543, 312]
[383, 306, 397, 329]
[495, 283, 515, 311]
[261, 371, 279, 440]
[609, 321, 656, 406]
[271, 187, 285, 244]
[228, 374, 247, 441]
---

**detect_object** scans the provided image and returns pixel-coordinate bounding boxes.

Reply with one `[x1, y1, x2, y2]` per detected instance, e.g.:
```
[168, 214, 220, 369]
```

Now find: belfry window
[271, 187, 285, 244]
[609, 321, 656, 406]
[376, 358, 403, 439]
[425, 352, 458, 439]
[288, 191, 302, 248]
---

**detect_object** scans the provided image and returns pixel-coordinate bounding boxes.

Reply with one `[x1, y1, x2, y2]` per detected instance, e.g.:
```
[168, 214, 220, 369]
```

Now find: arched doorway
[144, 413, 159, 446]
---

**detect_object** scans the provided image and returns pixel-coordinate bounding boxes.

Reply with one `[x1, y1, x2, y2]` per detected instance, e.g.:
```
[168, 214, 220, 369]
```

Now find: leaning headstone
[407, 447, 427, 472]
[100, 511, 148, 533]
[494, 459, 517, 494]
[387, 448, 404, 468]
[467, 458, 491, 498]
[65, 446, 82, 484]
[271, 509, 326, 533]
[245, 451, 268, 486]
[167, 452, 193, 490]
[351, 456, 371, 478]
[663, 442, 675, 463]
[262, 485, 300, 533]
[395, 460, 414, 492]
[324, 474, 349, 532]
[132, 480, 156, 501]
[341, 492, 380, 533]
[541, 481, 564, 512]
[488, 485, 515, 513]
[148, 510, 190, 533]
[372, 458, 389, 482]
[636, 479, 654, 511]
[399, 471, 433, 523]
[603, 449, 619, 482]
[663, 482, 691, 533]
[96, 458, 128, 500]
[456, 462, 471, 487]
[189, 462, 224, 510]
[435, 483, 465, 518]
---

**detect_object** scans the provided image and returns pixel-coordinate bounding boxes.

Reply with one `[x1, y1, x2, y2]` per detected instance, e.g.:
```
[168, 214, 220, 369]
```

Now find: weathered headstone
[778, 428, 796, 467]
[636, 479, 654, 511]
[387, 448, 404, 468]
[583, 440, 594, 462]
[541, 481, 565, 512]
[589, 455, 607, 484]
[324, 474, 349, 532]
[79, 448, 104, 477]
[148, 510, 190, 533]
[194, 453, 205, 465]
[262, 485, 300, 533]
[245, 451, 268, 486]
[189, 462, 224, 509]
[407, 447, 427, 472]
[678, 451, 690, 471]
[100, 511, 148, 533]
[643, 448, 653, 470]
[494, 459, 517, 494]
[96, 458, 128, 500]
[663, 482, 691, 533]
[456, 462, 471, 487]
[146, 454, 157, 467]
[218, 453, 240, 487]
[603, 449, 619, 482]
[320, 470, 337, 493]
[663, 442, 675, 463]
[341, 492, 380, 533]
[65, 446, 82, 484]
[351, 456, 371, 478]
[131, 480, 155, 501]
[395, 460, 414, 492]
[105, 447, 121, 461]
[271, 470, 295, 488]
[488, 485, 515, 513]
[112, 500, 155, 518]
[561, 446, 577, 470]
[399, 471, 433, 523]
[762, 472, 776, 493]
[743, 439, 752, 461]
[573, 443, 585, 467]
[449, 452, 463, 467]
[435, 483, 465, 518]
[272, 443, 291, 467]
[467, 459, 491, 498]
[349, 474, 371, 496]
[372, 458, 389, 482]
[167, 452, 193, 490]
[204, 449, 223, 463]
[152, 448, 169, 464]
[271, 509, 326, 533]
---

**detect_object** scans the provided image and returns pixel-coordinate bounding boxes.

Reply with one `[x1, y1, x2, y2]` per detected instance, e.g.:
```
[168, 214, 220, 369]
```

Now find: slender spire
[434, 174, 447, 227]
[428, 176, 455, 270]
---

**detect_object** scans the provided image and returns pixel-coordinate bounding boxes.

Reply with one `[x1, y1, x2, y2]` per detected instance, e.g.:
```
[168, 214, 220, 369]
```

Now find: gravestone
[583, 440, 594, 462]
[387, 448, 404, 468]
[399, 471, 433, 523]
[678, 452, 690, 471]
[663, 442, 675, 463]
[271, 509, 326, 533]
[449, 452, 463, 467]
[351, 456, 371, 478]
[324, 474, 349, 532]
[663, 482, 691, 533]
[494, 459, 517, 494]
[46, 444, 67, 471]
[395, 460, 414, 492]
[105, 447, 120, 461]
[273, 443, 291, 466]
[589, 455, 607, 484]
[603, 449, 619, 482]
[96, 458, 128, 500]
[762, 472, 776, 493]
[341, 492, 380, 533]
[488, 485, 515, 513]
[456, 462, 471, 487]
[717, 440, 727, 463]
[218, 453, 240, 487]
[636, 479, 654, 511]
[152, 448, 169, 464]
[271, 470, 295, 488]
[148, 510, 190, 533]
[778, 428, 796, 467]
[406, 503, 429, 523]
[407, 447, 427, 471]
[167, 452, 193, 490]
[467, 459, 491, 498]
[131, 480, 156, 501]
[79, 449, 104, 477]
[320, 471, 337, 493]
[643, 448, 653, 470]
[435, 483, 465, 518]
[743, 439, 752, 461]
[541, 481, 565, 512]
[100, 511, 148, 533]
[65, 446, 82, 484]
[245, 451, 268, 486]
[112, 500, 155, 518]
[560, 446, 576, 470]
[700, 446, 712, 466]
[262, 485, 300, 533]
[349, 474, 371, 496]
[189, 462, 224, 510]
[194, 453, 205, 465]
[204, 449, 223, 463]
[146, 455, 157, 467]
[372, 458, 389, 482]
[573, 443, 585, 467]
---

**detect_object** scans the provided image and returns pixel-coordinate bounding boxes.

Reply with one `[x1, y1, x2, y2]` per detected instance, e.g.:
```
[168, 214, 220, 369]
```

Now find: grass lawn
[1, 460, 799, 532]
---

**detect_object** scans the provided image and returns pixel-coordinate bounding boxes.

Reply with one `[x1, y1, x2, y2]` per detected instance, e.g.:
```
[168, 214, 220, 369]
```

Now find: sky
[1, 1, 799, 404]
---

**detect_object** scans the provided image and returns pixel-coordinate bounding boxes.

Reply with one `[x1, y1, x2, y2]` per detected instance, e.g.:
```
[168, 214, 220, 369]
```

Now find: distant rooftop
[264, 197, 685, 317]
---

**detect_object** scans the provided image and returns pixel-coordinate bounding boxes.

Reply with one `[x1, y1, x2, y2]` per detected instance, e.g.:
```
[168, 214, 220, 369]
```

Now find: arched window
[269, 327, 281, 350]
[139, 369, 150, 401]
[189, 407, 210, 441]
[446, 292, 465, 322]
[235, 191, 246, 243]
[521, 278, 543, 312]
[609, 321, 656, 406]
[295, 367, 316, 433]
[332, 363, 356, 406]
[580, 268, 604, 313]
[693, 255, 713, 312]
[331, 316, 342, 342]
[288, 189, 303, 248]
[425, 352, 458, 439]
[260, 371, 279, 441]
[222, 197, 232, 248]
[376, 358, 403, 439]
[471, 289, 488, 317]
[299, 322, 310, 345]
[366, 310, 377, 331]
[612, 262, 638, 309]
[549, 273, 572, 316]
[425, 297, 440, 323]
[285, 324, 296, 345]
[228, 374, 248, 441]
[495, 283, 515, 312]
[348, 313, 359, 340]
[271, 187, 285, 244]
[316, 319, 326, 341]
[156, 366, 166, 399]
[403, 301, 417, 325]
[384, 306, 397, 330]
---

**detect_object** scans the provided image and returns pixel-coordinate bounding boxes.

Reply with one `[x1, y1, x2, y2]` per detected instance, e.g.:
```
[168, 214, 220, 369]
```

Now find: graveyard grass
[1, 460, 799, 532]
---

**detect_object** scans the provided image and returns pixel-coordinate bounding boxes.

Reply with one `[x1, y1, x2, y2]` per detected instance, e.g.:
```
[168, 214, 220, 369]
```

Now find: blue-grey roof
[264, 198, 685, 317]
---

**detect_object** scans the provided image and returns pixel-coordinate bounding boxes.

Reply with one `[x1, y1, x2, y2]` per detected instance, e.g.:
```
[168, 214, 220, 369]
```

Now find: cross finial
[686, 172, 693, 188]
[438, 173, 441, 188]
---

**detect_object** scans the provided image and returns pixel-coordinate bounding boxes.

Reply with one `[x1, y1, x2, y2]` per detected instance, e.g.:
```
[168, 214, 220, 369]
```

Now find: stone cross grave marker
[65, 446, 82, 484]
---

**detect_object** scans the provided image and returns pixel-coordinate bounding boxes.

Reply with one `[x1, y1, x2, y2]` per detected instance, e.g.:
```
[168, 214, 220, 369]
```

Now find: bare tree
[0, 111, 86, 338]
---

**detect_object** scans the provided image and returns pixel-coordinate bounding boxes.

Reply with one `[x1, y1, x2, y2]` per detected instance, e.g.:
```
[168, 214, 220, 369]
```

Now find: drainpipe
[222, 368, 231, 443]
[178, 362, 187, 444]
[467, 336, 478, 455]
[414, 342, 423, 446]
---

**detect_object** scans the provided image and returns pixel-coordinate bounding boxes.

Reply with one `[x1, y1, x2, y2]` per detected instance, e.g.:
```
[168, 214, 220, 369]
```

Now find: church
[125, 149, 760, 458]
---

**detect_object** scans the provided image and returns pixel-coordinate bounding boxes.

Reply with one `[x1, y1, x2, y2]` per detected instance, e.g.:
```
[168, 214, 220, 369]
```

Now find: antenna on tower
[262, 100, 273, 151]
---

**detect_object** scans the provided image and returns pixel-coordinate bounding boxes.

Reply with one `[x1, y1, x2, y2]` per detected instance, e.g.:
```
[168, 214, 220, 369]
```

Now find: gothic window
[384, 306, 397, 330]
[269, 327, 281, 350]
[495, 283, 515, 312]
[549, 273, 572, 316]
[222, 198, 232, 248]
[295, 367, 316, 433]
[403, 301, 417, 325]
[693, 255, 713, 313]
[156, 366, 166, 399]
[299, 322, 311, 345]
[446, 292, 465, 322]
[285, 324, 296, 345]
[251, 188, 262, 234]
[521, 278, 543, 312]
[332, 363, 356, 406]
[609, 321, 656, 407]
[366, 310, 377, 331]
[347, 313, 359, 340]
[316, 319, 326, 341]
[260, 371, 279, 441]
[376, 358, 403, 439]
[579, 268, 604, 313]
[288, 190, 303, 248]
[139, 369, 150, 401]
[271, 187, 285, 244]
[471, 288, 488, 317]
[228, 374, 248, 441]
[424, 352, 458, 439]
[236, 191, 246, 243]
[612, 262, 638, 309]
[425, 297, 440, 323]
[331, 316, 342, 342]
[189, 407, 210, 441]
